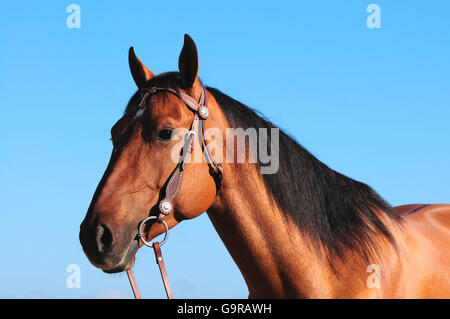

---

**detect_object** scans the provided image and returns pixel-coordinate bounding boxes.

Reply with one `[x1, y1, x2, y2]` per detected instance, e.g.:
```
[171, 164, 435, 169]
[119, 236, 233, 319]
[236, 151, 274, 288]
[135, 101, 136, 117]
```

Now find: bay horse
[80, 34, 450, 298]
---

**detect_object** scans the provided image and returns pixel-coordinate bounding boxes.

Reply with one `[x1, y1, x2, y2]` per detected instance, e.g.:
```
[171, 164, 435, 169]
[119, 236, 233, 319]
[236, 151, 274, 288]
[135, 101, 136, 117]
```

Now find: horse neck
[203, 90, 399, 297]
[203, 91, 332, 298]
[206, 164, 330, 298]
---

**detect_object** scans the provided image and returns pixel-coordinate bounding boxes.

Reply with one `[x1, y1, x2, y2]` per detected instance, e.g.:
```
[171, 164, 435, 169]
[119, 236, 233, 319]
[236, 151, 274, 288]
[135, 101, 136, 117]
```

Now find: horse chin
[101, 239, 139, 274]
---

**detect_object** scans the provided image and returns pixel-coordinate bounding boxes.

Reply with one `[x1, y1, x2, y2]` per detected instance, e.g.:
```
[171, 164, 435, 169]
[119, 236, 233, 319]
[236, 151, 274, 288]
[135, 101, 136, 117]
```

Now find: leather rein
[126, 85, 223, 299]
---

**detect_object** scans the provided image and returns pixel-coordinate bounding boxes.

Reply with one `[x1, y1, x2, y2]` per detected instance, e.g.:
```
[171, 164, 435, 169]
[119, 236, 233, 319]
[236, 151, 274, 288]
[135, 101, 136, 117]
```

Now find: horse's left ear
[178, 34, 200, 89]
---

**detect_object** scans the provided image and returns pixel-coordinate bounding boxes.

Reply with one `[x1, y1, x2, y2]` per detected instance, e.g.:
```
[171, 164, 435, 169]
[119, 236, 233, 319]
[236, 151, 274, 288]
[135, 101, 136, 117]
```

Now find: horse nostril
[96, 224, 114, 252]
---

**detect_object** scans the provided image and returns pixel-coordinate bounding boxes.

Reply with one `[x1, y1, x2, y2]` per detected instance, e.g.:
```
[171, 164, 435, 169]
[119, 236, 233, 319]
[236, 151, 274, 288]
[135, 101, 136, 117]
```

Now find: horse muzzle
[79, 220, 138, 273]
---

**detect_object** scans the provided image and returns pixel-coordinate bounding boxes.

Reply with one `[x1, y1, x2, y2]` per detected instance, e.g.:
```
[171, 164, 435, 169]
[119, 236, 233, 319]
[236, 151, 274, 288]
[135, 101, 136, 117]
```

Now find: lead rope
[126, 241, 172, 299]
[126, 268, 141, 299]
[153, 242, 173, 299]
[126, 86, 222, 299]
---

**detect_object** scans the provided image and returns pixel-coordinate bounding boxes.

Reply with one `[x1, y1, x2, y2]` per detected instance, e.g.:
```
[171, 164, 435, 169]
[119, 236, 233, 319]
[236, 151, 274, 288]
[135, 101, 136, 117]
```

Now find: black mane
[207, 87, 402, 264]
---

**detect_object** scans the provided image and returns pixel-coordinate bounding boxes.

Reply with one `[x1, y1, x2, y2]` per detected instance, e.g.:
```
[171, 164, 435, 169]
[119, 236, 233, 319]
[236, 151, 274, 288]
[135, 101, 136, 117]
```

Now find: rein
[126, 86, 223, 299]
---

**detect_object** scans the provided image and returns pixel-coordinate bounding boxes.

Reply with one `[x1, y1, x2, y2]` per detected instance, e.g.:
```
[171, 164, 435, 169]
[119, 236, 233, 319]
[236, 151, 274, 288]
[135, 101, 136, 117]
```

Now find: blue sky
[1, 1, 449, 298]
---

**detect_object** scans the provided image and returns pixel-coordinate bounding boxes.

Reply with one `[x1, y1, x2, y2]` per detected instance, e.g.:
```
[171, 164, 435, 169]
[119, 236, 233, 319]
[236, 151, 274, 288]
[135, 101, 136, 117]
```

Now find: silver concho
[198, 106, 209, 119]
[159, 200, 173, 215]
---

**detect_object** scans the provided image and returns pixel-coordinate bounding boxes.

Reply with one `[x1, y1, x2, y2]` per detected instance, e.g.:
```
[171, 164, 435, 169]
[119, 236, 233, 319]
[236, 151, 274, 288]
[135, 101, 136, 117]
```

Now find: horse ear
[128, 47, 155, 88]
[178, 34, 199, 89]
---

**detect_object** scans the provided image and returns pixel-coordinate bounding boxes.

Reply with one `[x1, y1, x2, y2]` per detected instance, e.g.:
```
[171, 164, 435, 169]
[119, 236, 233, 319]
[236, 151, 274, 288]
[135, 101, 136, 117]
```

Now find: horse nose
[96, 224, 114, 253]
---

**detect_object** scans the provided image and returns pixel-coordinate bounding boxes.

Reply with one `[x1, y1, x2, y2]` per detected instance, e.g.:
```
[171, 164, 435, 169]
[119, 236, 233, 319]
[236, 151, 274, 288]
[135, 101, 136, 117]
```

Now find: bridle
[126, 85, 223, 299]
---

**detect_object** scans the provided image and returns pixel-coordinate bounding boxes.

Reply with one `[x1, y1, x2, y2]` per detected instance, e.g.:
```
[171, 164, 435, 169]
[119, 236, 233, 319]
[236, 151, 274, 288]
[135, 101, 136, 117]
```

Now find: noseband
[126, 85, 223, 299]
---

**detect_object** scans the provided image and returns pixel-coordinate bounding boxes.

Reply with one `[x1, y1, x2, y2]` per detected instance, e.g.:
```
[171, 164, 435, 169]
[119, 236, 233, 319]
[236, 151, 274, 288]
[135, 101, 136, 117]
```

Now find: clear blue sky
[1, 1, 449, 298]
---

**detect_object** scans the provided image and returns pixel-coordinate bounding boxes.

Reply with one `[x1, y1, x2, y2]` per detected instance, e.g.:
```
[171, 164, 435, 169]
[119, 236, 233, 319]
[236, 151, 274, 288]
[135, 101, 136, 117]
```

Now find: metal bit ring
[137, 216, 169, 248]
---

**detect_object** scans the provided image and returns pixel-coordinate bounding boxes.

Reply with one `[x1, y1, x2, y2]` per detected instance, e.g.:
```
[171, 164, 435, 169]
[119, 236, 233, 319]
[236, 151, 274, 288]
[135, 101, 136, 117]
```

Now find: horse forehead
[140, 94, 186, 122]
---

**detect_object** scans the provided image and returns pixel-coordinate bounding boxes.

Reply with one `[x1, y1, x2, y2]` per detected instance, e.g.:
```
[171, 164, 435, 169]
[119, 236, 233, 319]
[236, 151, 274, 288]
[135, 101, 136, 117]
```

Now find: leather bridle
[126, 85, 223, 299]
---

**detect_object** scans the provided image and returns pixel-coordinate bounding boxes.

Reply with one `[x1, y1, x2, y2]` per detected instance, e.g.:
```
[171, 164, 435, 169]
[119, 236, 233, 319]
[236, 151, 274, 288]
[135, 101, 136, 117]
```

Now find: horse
[80, 34, 450, 298]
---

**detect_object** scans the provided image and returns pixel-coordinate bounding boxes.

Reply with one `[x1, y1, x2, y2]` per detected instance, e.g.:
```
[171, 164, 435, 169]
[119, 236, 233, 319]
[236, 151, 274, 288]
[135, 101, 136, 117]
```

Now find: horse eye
[156, 129, 173, 141]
